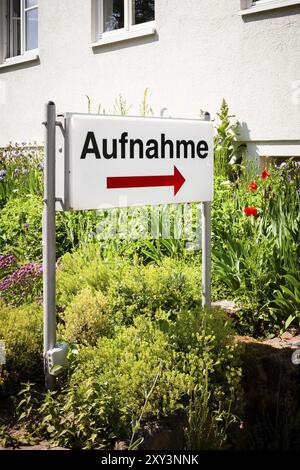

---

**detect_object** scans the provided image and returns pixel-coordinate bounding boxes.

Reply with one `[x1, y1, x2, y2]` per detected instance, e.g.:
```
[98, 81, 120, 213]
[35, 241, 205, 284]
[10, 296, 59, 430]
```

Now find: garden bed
[0, 101, 299, 450]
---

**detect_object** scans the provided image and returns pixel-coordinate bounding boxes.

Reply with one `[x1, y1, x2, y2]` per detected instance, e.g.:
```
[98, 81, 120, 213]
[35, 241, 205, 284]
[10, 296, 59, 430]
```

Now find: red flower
[261, 169, 270, 180]
[244, 207, 258, 217]
[248, 182, 258, 192]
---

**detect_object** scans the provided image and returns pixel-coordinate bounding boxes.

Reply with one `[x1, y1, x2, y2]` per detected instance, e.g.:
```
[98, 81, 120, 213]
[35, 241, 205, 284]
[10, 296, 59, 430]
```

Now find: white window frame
[23, 0, 39, 54]
[0, 0, 39, 67]
[239, 0, 300, 15]
[91, 0, 156, 48]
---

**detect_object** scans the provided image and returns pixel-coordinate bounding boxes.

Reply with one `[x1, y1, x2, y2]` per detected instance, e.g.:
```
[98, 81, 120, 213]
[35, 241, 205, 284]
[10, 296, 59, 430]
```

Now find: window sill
[90, 25, 156, 48]
[0, 52, 39, 69]
[239, 0, 300, 15]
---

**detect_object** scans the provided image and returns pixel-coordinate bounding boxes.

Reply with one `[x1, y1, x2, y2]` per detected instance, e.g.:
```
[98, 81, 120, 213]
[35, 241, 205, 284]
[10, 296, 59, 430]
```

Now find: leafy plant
[212, 160, 300, 336]
[0, 303, 43, 392]
[60, 287, 113, 345]
[271, 272, 300, 322]
[185, 369, 237, 450]
[24, 319, 192, 448]
[214, 99, 243, 181]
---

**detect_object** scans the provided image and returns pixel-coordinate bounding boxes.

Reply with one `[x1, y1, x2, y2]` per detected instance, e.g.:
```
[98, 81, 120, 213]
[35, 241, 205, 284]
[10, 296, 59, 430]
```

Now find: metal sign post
[43, 101, 57, 390]
[202, 201, 212, 308]
[202, 111, 212, 309]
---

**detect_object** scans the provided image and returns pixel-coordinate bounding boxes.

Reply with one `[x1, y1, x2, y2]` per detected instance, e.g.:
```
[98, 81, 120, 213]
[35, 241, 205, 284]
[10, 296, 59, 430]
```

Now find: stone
[235, 333, 300, 449]
[212, 300, 239, 317]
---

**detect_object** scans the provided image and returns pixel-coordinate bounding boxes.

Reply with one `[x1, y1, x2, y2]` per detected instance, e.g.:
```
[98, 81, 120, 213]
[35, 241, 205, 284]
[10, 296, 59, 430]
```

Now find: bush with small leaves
[60, 287, 113, 345]
[18, 310, 242, 450]
[57, 249, 201, 325]
[0, 302, 43, 392]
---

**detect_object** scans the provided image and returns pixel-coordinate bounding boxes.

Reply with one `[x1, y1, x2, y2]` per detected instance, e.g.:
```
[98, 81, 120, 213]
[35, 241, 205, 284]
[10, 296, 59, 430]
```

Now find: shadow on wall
[237, 120, 257, 162]
[0, 58, 40, 75]
[92, 31, 159, 55]
[238, 121, 251, 141]
[241, 4, 300, 23]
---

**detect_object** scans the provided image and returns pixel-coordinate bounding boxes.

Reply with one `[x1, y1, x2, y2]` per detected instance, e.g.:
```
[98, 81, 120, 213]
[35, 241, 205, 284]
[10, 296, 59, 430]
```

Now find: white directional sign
[64, 114, 214, 210]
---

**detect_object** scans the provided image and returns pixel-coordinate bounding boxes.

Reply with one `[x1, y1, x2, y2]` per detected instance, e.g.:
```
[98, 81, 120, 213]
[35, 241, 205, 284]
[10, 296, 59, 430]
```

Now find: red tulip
[261, 170, 270, 180]
[248, 182, 258, 192]
[244, 207, 258, 217]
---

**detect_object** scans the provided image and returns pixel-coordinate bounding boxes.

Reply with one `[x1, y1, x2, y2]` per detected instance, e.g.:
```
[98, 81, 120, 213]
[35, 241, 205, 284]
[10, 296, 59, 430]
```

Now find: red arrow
[107, 165, 186, 196]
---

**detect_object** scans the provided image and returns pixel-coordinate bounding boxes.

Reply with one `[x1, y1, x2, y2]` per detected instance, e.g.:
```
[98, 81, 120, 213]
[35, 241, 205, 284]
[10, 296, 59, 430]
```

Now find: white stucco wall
[0, 0, 300, 157]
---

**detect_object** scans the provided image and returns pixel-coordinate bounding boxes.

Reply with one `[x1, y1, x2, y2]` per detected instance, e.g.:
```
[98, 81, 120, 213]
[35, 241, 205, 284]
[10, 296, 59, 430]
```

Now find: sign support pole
[201, 111, 212, 308]
[43, 101, 57, 390]
[201, 201, 212, 308]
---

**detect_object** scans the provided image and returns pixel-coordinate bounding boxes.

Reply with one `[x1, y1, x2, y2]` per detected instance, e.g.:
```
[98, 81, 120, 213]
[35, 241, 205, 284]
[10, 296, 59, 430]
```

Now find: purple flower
[0, 262, 43, 306]
[0, 169, 6, 178]
[0, 254, 17, 271]
[14, 168, 19, 177]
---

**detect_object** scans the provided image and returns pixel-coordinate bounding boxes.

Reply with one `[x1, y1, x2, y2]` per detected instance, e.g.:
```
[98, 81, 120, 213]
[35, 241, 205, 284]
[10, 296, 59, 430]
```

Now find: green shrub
[57, 248, 202, 325]
[161, 307, 242, 410]
[18, 309, 241, 450]
[0, 195, 43, 260]
[23, 318, 193, 448]
[57, 245, 114, 309]
[108, 258, 201, 324]
[0, 194, 105, 261]
[0, 303, 43, 392]
[60, 287, 113, 345]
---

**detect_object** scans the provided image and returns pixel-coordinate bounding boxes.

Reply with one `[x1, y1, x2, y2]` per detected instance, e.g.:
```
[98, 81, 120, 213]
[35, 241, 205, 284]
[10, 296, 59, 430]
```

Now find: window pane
[25, 0, 38, 8]
[103, 0, 124, 32]
[7, 0, 21, 57]
[132, 0, 155, 25]
[12, 19, 21, 56]
[26, 8, 38, 50]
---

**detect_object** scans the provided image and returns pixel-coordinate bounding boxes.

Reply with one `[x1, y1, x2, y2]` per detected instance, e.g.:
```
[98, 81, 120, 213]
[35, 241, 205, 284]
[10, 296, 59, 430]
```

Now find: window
[2, 0, 38, 61]
[94, 0, 155, 44]
[240, 0, 300, 14]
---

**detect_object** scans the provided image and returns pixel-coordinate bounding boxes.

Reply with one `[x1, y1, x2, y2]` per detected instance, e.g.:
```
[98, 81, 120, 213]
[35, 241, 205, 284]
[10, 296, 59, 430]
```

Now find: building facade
[0, 0, 300, 160]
